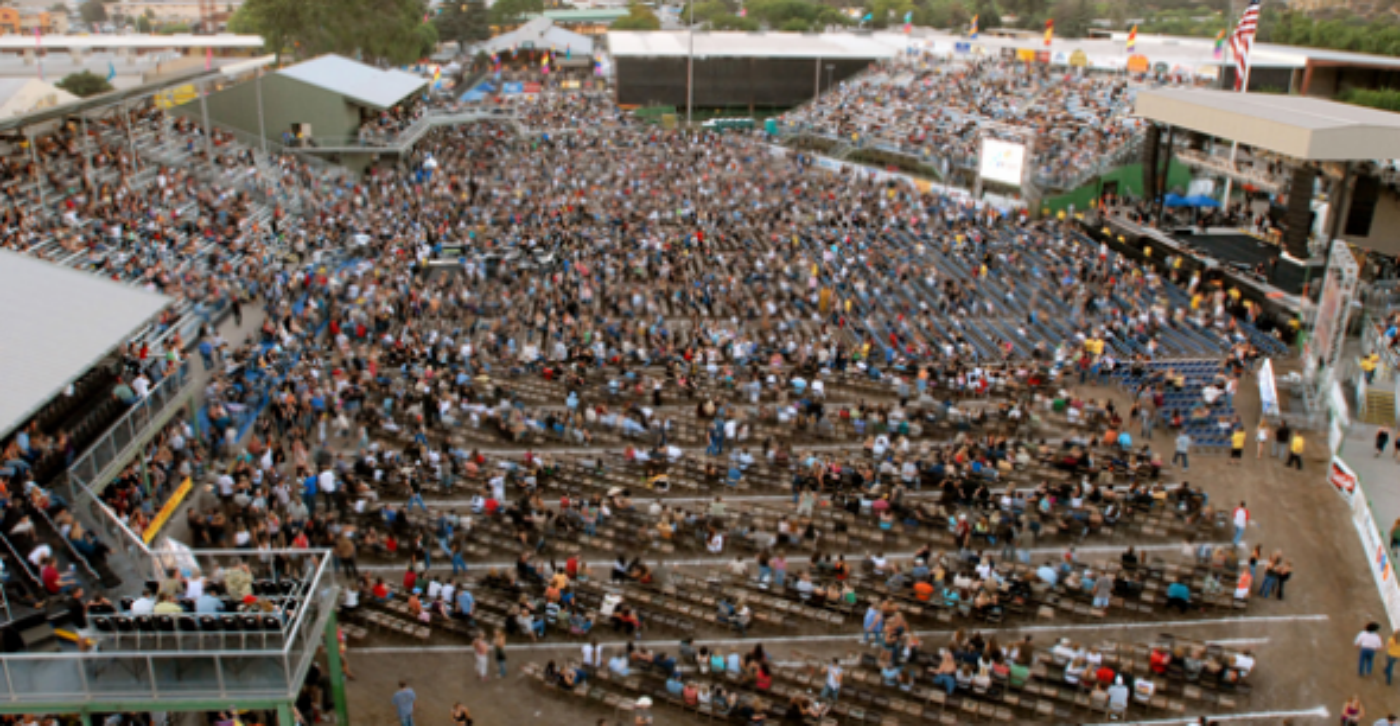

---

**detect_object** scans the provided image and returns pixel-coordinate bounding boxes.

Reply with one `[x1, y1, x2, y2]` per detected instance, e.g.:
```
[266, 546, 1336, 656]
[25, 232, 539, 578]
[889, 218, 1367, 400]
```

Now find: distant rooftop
[608, 31, 904, 60]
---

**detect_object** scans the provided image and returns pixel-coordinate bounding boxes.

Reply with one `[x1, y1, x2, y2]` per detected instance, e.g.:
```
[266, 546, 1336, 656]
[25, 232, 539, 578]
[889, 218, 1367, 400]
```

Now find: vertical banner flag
[970, 14, 978, 39]
[1044, 19, 1053, 46]
[1126, 24, 1137, 51]
[1229, 0, 1262, 91]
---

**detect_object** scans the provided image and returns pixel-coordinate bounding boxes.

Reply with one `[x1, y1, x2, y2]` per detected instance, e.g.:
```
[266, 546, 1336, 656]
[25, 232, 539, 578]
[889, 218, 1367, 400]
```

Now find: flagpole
[1221, 0, 1259, 218]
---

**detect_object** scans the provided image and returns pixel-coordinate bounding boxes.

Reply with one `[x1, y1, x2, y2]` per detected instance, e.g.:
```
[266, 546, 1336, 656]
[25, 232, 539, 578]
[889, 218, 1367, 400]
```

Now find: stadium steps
[1362, 387, 1397, 427]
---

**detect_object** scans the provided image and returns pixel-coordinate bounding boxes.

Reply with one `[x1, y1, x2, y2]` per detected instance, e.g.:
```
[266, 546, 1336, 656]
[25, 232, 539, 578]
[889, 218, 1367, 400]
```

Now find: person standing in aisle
[1286, 432, 1305, 471]
[392, 681, 417, 726]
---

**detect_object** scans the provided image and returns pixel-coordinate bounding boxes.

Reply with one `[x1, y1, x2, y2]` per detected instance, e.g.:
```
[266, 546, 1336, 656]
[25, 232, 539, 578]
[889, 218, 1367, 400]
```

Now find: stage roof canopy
[0, 251, 170, 440]
[608, 31, 901, 60]
[1134, 88, 1400, 161]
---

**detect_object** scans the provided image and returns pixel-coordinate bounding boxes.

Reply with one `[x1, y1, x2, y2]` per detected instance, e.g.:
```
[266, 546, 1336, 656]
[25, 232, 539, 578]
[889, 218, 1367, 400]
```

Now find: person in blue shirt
[455, 589, 475, 623]
[302, 473, 318, 517]
[1166, 580, 1192, 613]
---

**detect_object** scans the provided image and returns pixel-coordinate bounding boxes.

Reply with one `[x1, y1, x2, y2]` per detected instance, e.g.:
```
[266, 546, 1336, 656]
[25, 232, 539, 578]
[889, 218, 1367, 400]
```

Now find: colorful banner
[1349, 485, 1400, 629]
[1330, 457, 1358, 502]
[144, 477, 193, 544]
[501, 82, 525, 94]
[523, 82, 542, 94]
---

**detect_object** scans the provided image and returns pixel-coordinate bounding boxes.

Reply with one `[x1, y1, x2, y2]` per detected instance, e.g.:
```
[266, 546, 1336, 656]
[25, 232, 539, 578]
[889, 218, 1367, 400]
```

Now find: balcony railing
[0, 550, 337, 710]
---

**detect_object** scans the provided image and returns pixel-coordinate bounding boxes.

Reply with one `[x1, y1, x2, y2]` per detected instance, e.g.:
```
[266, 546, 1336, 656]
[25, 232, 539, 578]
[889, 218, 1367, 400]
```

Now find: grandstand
[0, 45, 1383, 726]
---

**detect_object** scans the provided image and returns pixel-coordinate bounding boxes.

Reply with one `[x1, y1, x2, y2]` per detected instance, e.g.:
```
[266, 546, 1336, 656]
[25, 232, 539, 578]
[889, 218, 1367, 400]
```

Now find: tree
[972, 0, 1001, 29]
[1051, 0, 1093, 38]
[488, 0, 543, 26]
[611, 2, 661, 29]
[57, 71, 113, 97]
[79, 0, 107, 23]
[234, 0, 434, 64]
[435, 0, 490, 47]
[135, 15, 152, 32]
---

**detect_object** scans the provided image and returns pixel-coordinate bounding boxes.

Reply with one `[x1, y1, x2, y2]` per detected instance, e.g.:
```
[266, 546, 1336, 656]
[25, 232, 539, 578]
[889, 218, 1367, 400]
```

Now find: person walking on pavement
[1286, 432, 1305, 471]
[1357, 623, 1384, 678]
[1385, 631, 1400, 685]
[1231, 502, 1250, 548]
[1256, 421, 1269, 460]
[1172, 431, 1190, 472]
[1377, 427, 1391, 458]
[392, 681, 417, 726]
[1274, 422, 1291, 460]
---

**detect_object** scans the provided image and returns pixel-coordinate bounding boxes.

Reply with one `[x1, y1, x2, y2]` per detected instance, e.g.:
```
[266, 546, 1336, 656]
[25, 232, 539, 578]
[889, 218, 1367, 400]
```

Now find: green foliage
[156, 22, 192, 34]
[435, 0, 490, 45]
[745, 0, 849, 30]
[57, 71, 113, 98]
[79, 0, 107, 23]
[135, 15, 152, 32]
[235, 0, 436, 64]
[1339, 88, 1400, 113]
[779, 16, 809, 30]
[488, 0, 543, 26]
[226, 4, 256, 34]
[612, 2, 661, 30]
[1050, 0, 1094, 38]
[863, 0, 914, 29]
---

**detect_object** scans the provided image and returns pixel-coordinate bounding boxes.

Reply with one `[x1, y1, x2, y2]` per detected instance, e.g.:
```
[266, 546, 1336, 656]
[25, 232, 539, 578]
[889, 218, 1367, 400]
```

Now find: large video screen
[980, 138, 1026, 187]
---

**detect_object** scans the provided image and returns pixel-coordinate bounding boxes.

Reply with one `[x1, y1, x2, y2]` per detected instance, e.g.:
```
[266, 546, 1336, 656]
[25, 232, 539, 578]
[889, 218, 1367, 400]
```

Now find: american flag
[1229, 0, 1262, 91]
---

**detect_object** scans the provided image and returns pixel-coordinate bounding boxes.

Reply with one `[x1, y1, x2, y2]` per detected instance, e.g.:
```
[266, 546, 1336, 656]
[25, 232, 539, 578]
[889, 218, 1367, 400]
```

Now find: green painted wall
[1043, 159, 1195, 214]
[175, 75, 362, 146]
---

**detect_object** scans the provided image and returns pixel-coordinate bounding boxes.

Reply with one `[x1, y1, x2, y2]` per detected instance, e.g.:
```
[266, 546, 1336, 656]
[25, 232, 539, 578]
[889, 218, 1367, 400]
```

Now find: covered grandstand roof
[0, 251, 170, 439]
[475, 18, 596, 56]
[1134, 88, 1400, 161]
[608, 31, 902, 60]
[276, 54, 427, 110]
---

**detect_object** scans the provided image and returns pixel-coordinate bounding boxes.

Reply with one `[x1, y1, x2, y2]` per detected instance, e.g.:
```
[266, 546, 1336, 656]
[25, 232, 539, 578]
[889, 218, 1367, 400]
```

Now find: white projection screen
[979, 138, 1026, 187]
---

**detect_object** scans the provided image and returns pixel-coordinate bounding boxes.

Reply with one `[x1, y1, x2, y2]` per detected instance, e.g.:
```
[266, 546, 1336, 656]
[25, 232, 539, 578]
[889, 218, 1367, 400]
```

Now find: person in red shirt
[403, 566, 418, 593]
[372, 578, 391, 601]
[41, 558, 62, 595]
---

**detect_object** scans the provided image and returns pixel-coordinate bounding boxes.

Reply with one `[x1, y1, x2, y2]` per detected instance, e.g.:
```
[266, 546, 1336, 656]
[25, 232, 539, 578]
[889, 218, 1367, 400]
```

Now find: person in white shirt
[130, 591, 156, 615]
[27, 543, 52, 568]
[318, 468, 337, 494]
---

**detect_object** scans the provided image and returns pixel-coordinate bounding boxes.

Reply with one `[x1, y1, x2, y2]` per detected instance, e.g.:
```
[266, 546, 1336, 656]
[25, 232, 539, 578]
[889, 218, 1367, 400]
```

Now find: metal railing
[0, 550, 337, 709]
[67, 360, 193, 497]
[289, 108, 520, 154]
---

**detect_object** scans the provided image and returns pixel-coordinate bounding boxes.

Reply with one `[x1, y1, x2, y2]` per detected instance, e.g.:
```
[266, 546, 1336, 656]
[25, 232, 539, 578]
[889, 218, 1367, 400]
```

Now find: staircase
[1362, 386, 1396, 426]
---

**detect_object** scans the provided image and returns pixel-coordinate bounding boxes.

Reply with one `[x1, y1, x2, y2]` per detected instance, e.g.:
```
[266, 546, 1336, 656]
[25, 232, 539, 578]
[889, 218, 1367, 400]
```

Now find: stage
[1168, 230, 1317, 296]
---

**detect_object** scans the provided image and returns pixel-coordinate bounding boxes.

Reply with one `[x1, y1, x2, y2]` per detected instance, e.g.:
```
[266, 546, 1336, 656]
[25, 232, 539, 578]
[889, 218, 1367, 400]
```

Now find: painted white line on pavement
[351, 613, 1321, 654]
[356, 541, 1215, 572]
[1120, 706, 1329, 725]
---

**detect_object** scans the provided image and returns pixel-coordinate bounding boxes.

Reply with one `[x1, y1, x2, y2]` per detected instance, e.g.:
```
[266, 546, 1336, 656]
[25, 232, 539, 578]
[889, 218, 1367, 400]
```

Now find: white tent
[0, 78, 78, 118]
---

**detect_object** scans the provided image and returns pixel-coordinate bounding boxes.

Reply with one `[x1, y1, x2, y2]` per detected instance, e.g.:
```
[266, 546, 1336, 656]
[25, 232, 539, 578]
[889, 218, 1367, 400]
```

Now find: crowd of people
[0, 63, 1319, 726]
[782, 57, 1144, 190]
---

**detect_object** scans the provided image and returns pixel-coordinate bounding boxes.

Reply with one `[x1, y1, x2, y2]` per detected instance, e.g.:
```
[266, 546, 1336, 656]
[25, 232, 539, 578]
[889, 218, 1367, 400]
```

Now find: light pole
[686, 0, 695, 127]
[825, 64, 834, 95]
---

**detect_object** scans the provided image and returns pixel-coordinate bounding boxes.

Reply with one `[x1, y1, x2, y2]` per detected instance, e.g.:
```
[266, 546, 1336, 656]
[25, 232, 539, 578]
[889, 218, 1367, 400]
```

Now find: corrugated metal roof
[276, 54, 428, 110]
[0, 251, 170, 440]
[607, 31, 903, 60]
[475, 18, 597, 56]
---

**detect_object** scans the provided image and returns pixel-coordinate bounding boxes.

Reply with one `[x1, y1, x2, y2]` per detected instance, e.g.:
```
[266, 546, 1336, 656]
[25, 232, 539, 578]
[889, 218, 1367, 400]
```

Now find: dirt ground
[340, 372, 1387, 726]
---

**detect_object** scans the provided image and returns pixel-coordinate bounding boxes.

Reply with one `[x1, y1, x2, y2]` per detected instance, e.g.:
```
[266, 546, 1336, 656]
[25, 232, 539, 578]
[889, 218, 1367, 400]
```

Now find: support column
[79, 114, 93, 189]
[26, 128, 45, 210]
[138, 448, 152, 498]
[199, 81, 214, 170]
[813, 56, 821, 101]
[276, 702, 295, 726]
[323, 609, 350, 726]
[255, 67, 268, 155]
[124, 102, 142, 174]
